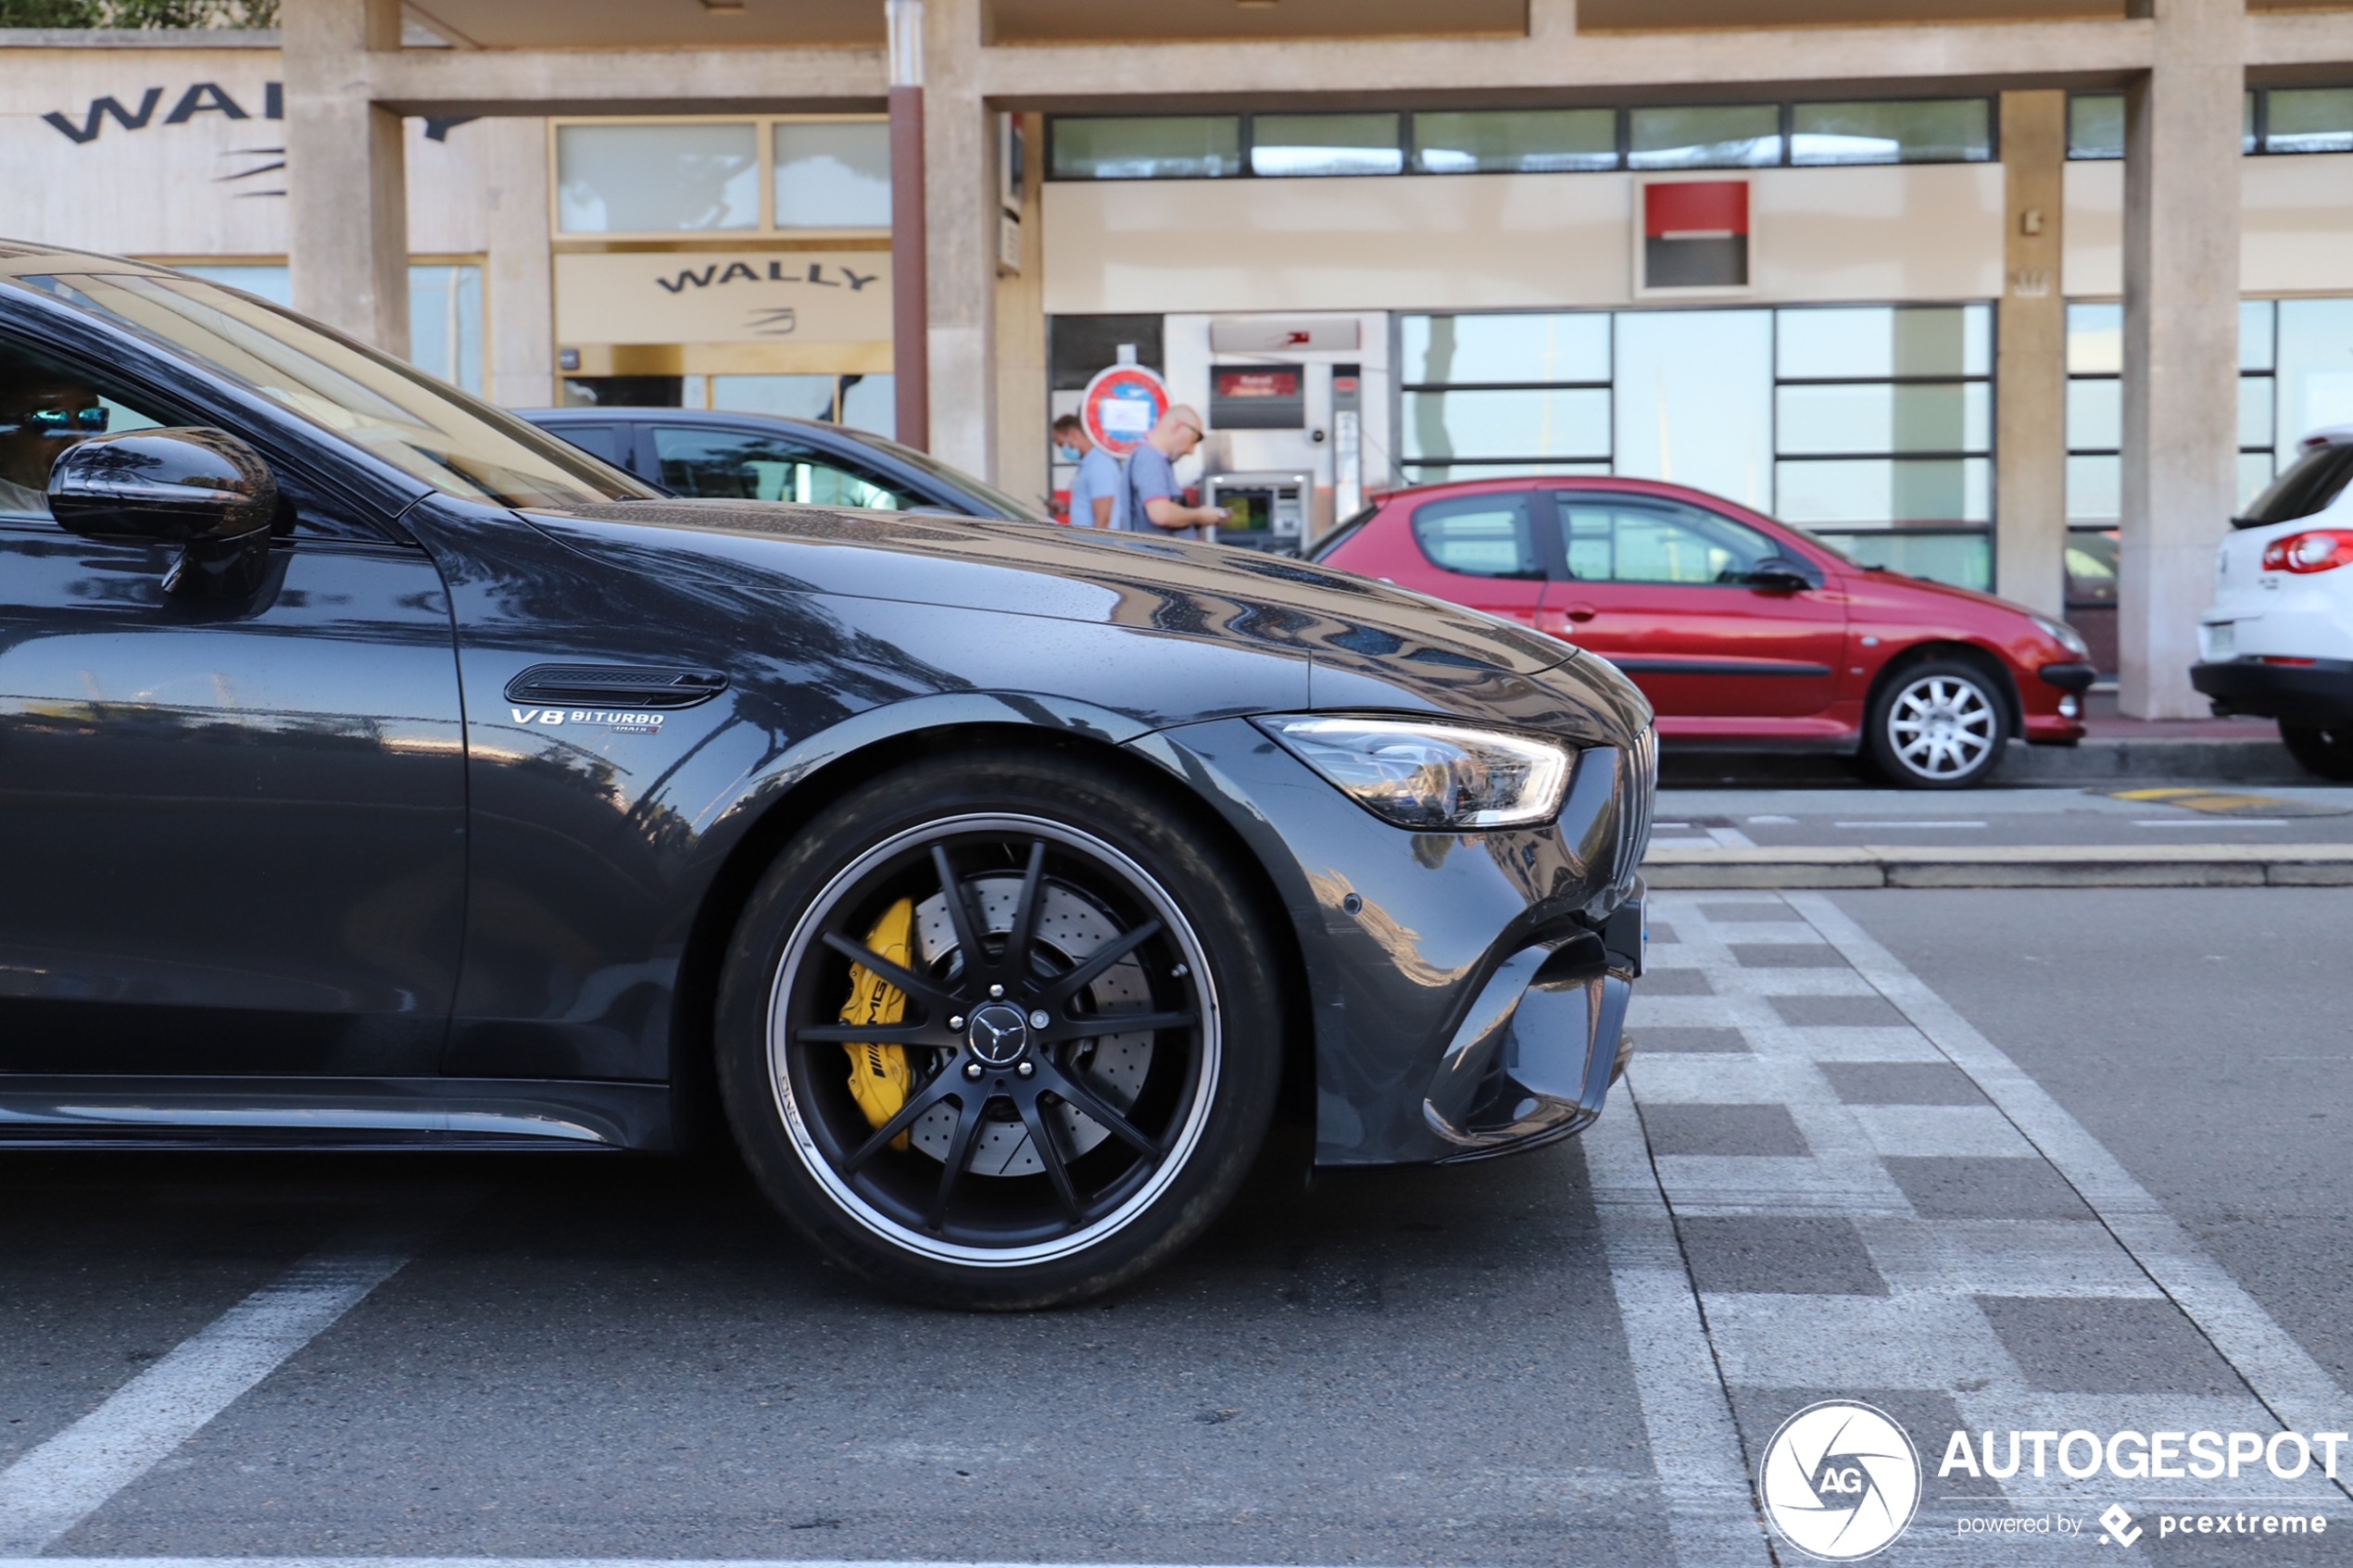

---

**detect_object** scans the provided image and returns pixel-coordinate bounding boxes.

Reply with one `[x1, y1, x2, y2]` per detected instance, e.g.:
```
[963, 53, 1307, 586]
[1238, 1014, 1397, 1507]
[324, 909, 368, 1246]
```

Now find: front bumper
[1129, 715, 1651, 1167]
[2191, 656, 2353, 723]
[1418, 890, 1642, 1161]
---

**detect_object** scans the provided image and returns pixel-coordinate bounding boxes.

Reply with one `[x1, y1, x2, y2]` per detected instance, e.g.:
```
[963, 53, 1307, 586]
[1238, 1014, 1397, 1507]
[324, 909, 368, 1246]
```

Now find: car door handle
[1559, 602, 1598, 623]
[504, 664, 730, 709]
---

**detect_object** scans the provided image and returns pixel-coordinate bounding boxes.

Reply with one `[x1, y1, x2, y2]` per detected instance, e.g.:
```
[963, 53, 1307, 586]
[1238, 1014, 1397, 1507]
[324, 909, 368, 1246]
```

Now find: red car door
[1537, 490, 1846, 727]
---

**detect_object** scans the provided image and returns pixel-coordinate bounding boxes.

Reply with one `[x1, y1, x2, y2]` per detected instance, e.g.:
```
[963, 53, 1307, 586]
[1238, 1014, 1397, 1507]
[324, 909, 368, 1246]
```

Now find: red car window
[1557, 494, 1778, 584]
[1410, 491, 1548, 580]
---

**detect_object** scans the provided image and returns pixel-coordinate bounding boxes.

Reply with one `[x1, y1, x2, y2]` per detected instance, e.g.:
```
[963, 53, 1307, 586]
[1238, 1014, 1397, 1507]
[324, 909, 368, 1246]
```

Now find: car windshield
[837, 425, 1048, 522]
[23, 272, 659, 509]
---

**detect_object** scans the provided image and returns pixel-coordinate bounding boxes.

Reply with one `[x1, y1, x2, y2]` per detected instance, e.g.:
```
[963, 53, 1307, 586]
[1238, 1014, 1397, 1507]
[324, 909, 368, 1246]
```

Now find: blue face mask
[1053, 443, 1081, 463]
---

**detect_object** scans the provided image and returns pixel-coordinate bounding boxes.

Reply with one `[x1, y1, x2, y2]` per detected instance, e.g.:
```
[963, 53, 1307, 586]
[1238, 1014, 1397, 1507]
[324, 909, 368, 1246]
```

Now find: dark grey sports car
[0, 242, 1655, 1307]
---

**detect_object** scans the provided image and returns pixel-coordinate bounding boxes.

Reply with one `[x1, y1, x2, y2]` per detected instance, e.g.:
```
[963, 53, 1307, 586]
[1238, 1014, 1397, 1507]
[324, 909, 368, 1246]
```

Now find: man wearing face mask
[1053, 413, 1126, 530]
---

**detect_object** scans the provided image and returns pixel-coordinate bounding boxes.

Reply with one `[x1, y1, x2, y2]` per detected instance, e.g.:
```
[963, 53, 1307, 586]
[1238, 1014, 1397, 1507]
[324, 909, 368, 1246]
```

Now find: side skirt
[0, 1076, 672, 1150]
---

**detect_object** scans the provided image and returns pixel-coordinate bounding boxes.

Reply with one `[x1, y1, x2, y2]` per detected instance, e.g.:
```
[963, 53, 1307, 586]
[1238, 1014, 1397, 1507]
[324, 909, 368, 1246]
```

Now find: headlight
[2030, 612, 2090, 659]
[1255, 715, 1574, 830]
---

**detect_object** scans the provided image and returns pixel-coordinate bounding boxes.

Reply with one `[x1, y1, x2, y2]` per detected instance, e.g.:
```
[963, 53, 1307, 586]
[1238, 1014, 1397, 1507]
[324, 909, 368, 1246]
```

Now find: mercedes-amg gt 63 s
[0, 243, 1655, 1307]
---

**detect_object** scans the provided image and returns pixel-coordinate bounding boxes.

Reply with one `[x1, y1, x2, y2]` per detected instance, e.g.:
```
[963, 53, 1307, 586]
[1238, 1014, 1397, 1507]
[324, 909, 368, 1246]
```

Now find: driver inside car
[0, 351, 109, 517]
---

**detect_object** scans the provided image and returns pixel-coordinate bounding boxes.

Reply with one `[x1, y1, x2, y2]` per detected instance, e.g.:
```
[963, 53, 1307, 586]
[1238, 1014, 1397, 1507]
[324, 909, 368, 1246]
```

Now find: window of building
[170, 261, 486, 395]
[407, 265, 485, 396]
[2265, 88, 2353, 155]
[2064, 299, 2278, 527]
[1789, 99, 1992, 165]
[2070, 90, 2266, 158]
[1249, 114, 1404, 177]
[1047, 100, 1993, 181]
[1411, 109, 1617, 173]
[556, 122, 759, 233]
[1771, 305, 1993, 588]
[1399, 313, 1612, 483]
[1628, 105, 1780, 169]
[773, 120, 891, 229]
[551, 117, 887, 236]
[1049, 117, 1243, 180]
[1397, 304, 1994, 587]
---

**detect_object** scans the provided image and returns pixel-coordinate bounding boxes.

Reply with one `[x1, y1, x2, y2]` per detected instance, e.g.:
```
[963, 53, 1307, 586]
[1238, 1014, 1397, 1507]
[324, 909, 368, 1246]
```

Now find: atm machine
[1204, 471, 1311, 554]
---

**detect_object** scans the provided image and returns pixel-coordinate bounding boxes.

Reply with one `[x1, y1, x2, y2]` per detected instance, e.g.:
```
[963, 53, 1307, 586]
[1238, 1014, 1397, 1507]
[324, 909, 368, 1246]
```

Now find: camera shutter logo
[1758, 1400, 1922, 1561]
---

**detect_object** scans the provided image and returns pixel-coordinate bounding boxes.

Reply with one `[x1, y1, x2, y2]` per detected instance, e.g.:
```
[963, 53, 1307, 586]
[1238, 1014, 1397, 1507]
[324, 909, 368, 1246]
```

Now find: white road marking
[0, 1225, 429, 1555]
[1787, 891, 2353, 1499]
[1586, 1094, 1779, 1567]
[1704, 826, 1757, 848]
[1831, 821, 1985, 829]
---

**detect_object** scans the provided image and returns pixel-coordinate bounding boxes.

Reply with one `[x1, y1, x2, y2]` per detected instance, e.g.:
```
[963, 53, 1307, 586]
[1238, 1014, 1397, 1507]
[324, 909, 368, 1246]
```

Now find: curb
[1663, 736, 2310, 788]
[1641, 843, 2353, 889]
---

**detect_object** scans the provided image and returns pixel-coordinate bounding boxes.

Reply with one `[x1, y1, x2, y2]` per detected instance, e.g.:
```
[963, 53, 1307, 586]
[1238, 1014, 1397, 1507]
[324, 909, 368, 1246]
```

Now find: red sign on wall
[1080, 363, 1169, 457]
[1640, 179, 1751, 293]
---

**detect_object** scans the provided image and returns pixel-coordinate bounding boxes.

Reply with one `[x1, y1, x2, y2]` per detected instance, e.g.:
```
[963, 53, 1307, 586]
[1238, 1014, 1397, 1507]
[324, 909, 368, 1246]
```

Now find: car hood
[1847, 564, 2043, 623]
[516, 501, 1645, 739]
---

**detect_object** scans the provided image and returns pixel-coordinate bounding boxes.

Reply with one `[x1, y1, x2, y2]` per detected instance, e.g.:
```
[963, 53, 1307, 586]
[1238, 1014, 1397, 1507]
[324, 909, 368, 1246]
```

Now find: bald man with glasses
[1124, 405, 1229, 543]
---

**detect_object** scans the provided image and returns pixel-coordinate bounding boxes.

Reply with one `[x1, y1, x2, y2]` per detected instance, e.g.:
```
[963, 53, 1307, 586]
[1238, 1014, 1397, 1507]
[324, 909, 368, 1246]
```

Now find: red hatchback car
[1311, 476, 2094, 788]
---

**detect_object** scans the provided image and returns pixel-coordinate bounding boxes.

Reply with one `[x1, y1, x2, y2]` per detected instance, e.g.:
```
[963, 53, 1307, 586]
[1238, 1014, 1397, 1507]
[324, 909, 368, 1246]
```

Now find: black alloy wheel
[2280, 721, 2353, 781]
[1865, 658, 2011, 789]
[715, 751, 1281, 1308]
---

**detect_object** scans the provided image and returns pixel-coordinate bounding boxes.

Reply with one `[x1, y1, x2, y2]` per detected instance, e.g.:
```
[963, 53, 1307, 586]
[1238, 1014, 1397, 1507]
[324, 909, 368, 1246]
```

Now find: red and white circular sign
[1080, 363, 1168, 457]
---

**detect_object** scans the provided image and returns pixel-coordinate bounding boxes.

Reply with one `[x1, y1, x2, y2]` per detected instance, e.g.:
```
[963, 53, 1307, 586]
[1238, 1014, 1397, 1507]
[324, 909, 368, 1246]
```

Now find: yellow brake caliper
[841, 897, 916, 1150]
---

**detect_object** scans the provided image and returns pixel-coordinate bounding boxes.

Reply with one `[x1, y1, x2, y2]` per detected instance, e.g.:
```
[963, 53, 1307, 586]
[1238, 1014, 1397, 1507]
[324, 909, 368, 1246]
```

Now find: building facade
[5, 0, 2349, 709]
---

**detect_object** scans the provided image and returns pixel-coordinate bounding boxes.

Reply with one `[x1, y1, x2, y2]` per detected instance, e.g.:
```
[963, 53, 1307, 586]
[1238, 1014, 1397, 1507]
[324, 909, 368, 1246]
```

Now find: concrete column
[2119, 0, 2244, 719]
[481, 118, 553, 408]
[994, 111, 1049, 512]
[1995, 90, 2068, 619]
[888, 0, 929, 452]
[924, 0, 995, 480]
[283, 0, 409, 357]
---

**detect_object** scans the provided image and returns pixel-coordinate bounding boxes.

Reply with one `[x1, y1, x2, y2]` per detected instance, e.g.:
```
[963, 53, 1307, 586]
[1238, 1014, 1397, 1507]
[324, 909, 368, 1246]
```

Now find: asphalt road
[2, 887, 2348, 1567]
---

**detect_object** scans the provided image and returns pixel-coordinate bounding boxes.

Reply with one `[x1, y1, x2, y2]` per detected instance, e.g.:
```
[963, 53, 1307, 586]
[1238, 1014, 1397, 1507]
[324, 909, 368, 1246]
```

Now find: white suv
[2194, 425, 2353, 779]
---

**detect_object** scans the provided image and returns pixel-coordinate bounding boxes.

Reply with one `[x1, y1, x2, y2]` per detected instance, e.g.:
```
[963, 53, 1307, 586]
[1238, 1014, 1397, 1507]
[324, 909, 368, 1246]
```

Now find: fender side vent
[503, 664, 729, 709]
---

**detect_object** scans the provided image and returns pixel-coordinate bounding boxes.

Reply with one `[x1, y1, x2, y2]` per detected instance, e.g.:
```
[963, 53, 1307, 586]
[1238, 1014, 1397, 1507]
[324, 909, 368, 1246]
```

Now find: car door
[1538, 490, 1844, 722]
[0, 333, 467, 1076]
[650, 423, 917, 510]
[1397, 488, 1557, 630]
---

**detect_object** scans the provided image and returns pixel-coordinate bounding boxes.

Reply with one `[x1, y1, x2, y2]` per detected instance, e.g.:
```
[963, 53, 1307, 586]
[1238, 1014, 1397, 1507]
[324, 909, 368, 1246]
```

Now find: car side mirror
[47, 428, 278, 599]
[1744, 556, 1818, 592]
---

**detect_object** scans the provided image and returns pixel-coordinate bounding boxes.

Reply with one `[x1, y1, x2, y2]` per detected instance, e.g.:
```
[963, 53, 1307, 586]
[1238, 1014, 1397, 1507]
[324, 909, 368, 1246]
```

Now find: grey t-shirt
[1123, 442, 1201, 540]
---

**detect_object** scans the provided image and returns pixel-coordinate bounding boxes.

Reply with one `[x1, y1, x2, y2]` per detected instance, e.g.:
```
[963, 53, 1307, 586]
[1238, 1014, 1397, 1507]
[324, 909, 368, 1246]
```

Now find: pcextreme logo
[1758, 1400, 1923, 1561]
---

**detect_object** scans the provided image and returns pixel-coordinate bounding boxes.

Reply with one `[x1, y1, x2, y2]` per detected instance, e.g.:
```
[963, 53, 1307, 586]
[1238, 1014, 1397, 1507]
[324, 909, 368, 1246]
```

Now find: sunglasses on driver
[6, 406, 109, 434]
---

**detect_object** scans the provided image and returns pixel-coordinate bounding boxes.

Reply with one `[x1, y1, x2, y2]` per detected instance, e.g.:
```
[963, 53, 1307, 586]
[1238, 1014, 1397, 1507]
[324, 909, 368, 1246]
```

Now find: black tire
[714, 748, 1282, 1309]
[2280, 721, 2353, 781]
[1865, 658, 2010, 789]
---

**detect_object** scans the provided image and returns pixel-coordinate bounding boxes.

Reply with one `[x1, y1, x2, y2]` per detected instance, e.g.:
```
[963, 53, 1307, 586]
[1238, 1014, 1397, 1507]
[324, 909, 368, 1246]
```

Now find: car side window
[1409, 492, 1545, 579]
[550, 423, 626, 466]
[0, 340, 168, 522]
[652, 426, 910, 510]
[1558, 495, 1779, 585]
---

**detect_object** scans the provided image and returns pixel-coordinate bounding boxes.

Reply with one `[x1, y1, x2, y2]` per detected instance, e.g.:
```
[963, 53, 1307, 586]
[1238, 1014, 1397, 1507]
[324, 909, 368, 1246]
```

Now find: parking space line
[0, 1562, 1416, 1568]
[0, 1221, 434, 1555]
[1786, 891, 2353, 1499]
[1585, 1093, 1779, 1567]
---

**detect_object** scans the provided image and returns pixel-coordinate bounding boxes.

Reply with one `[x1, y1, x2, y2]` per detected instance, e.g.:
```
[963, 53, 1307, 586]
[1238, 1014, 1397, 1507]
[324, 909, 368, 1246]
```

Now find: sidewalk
[1661, 688, 2309, 789]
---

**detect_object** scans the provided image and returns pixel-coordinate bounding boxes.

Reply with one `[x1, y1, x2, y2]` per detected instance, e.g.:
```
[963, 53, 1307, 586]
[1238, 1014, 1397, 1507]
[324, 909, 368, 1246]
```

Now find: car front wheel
[1866, 659, 2010, 789]
[715, 749, 1281, 1309]
[2280, 721, 2353, 781]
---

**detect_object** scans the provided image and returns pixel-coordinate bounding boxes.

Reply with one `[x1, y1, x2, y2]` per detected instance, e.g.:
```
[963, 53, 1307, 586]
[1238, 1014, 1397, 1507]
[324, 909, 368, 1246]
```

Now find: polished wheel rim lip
[765, 813, 1221, 1270]
[1888, 675, 1995, 777]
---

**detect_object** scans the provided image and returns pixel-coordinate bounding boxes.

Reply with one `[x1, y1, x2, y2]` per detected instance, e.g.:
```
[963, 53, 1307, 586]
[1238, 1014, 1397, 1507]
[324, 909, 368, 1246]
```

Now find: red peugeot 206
[1311, 476, 2094, 788]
